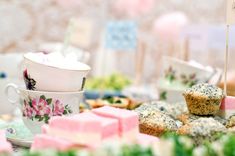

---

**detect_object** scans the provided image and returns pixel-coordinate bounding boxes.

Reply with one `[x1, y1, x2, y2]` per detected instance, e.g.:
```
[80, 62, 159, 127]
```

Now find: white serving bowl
[5, 83, 84, 134]
[162, 56, 215, 84]
[23, 52, 91, 92]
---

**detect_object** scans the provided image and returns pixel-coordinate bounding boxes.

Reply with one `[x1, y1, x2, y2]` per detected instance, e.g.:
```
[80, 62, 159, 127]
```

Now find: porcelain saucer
[0, 119, 33, 148]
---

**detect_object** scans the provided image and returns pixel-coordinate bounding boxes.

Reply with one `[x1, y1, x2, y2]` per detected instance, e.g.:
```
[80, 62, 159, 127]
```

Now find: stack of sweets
[31, 106, 155, 151]
[92, 106, 139, 140]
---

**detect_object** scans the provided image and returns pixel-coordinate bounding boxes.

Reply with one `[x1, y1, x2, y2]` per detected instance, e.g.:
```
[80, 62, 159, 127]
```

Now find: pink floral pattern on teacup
[22, 95, 72, 123]
[53, 100, 65, 116]
[164, 66, 199, 87]
[23, 101, 35, 119]
[32, 98, 51, 116]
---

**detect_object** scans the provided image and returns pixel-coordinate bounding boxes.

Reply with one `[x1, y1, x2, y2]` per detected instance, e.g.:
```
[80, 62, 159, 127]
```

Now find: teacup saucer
[0, 119, 33, 148]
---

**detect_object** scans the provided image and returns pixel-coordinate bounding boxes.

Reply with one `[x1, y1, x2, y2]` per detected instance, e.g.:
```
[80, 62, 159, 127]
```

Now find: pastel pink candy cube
[46, 115, 102, 145]
[92, 106, 139, 139]
[0, 131, 12, 153]
[31, 134, 74, 151]
[76, 112, 119, 139]
[0, 141, 12, 153]
[219, 96, 235, 118]
[220, 96, 235, 110]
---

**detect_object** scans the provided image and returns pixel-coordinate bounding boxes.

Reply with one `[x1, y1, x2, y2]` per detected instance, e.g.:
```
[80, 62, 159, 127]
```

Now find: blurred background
[0, 0, 233, 78]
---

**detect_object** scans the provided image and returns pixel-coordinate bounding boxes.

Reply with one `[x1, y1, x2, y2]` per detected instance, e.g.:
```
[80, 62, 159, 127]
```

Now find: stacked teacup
[5, 52, 90, 134]
[156, 56, 221, 103]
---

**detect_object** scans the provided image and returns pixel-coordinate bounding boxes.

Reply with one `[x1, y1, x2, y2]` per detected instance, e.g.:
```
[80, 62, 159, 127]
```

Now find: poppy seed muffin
[226, 115, 235, 128]
[183, 83, 225, 115]
[177, 113, 227, 125]
[137, 101, 188, 120]
[177, 118, 226, 145]
[134, 105, 178, 137]
[138, 110, 178, 137]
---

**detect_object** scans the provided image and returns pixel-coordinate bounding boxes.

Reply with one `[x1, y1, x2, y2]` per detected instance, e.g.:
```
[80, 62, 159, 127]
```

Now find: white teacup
[5, 83, 83, 134]
[23, 52, 90, 92]
[162, 56, 215, 84]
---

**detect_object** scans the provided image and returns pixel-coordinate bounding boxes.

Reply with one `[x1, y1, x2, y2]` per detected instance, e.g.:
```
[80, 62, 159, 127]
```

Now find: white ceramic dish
[8, 137, 32, 148]
[162, 56, 215, 84]
[0, 119, 33, 148]
[23, 52, 91, 92]
[5, 83, 84, 134]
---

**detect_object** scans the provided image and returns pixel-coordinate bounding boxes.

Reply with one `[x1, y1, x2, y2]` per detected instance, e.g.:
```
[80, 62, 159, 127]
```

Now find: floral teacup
[5, 83, 83, 134]
[162, 56, 216, 87]
[23, 52, 90, 92]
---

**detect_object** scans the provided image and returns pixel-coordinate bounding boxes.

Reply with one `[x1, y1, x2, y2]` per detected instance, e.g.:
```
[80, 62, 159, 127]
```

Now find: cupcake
[183, 83, 225, 115]
[177, 118, 226, 145]
[134, 104, 178, 137]
[177, 113, 227, 125]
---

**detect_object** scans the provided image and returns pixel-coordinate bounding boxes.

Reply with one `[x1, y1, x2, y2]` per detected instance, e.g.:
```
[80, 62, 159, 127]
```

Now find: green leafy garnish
[223, 134, 235, 156]
[203, 142, 218, 156]
[121, 144, 154, 156]
[162, 132, 194, 156]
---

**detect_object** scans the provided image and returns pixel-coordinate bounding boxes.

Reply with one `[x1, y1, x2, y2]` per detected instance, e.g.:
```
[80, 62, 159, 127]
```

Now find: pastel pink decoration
[0, 142, 12, 153]
[0, 131, 12, 153]
[220, 96, 235, 110]
[153, 12, 188, 41]
[46, 115, 102, 145]
[136, 133, 158, 146]
[114, 0, 155, 17]
[77, 112, 119, 139]
[49, 115, 102, 133]
[31, 134, 74, 151]
[219, 96, 235, 119]
[92, 106, 139, 139]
